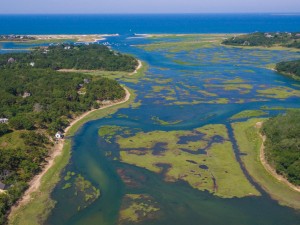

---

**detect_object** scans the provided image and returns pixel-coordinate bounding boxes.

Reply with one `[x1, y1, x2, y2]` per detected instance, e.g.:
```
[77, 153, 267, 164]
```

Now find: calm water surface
[1, 14, 300, 225]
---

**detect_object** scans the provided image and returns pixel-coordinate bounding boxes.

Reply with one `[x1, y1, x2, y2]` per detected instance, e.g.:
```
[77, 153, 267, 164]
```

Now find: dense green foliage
[262, 111, 300, 186]
[276, 60, 300, 78]
[0, 44, 133, 223]
[222, 32, 300, 48]
[0, 124, 9, 136]
[0, 44, 138, 71]
[0, 68, 125, 133]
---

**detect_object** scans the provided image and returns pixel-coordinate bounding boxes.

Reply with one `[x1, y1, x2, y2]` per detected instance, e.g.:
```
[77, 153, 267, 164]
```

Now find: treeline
[261, 111, 300, 186]
[276, 60, 300, 78]
[222, 32, 300, 48]
[0, 44, 138, 71]
[0, 68, 125, 134]
[0, 43, 132, 223]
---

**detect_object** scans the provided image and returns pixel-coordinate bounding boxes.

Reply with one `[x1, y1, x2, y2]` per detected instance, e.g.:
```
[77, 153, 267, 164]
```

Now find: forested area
[0, 44, 138, 71]
[276, 60, 300, 78]
[222, 32, 300, 48]
[261, 111, 300, 186]
[0, 44, 132, 224]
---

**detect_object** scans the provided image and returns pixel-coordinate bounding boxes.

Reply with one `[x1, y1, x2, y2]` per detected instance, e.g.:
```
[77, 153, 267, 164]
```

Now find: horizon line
[1, 12, 300, 16]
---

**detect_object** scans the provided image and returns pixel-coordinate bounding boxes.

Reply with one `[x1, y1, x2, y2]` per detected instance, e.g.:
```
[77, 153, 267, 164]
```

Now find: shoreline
[8, 87, 131, 222]
[232, 119, 300, 210]
[257, 122, 300, 193]
[0, 34, 119, 43]
[130, 60, 142, 75]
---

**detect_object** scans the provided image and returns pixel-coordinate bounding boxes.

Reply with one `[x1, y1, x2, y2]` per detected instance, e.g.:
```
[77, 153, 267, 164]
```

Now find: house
[55, 131, 64, 139]
[242, 41, 250, 46]
[7, 57, 15, 63]
[0, 118, 8, 124]
[23, 92, 31, 98]
[265, 34, 274, 38]
[0, 182, 7, 191]
[64, 46, 71, 50]
[83, 78, 90, 84]
[295, 34, 300, 37]
[30, 62, 35, 67]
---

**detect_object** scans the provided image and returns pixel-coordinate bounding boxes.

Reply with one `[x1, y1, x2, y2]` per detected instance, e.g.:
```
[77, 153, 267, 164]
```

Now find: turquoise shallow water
[43, 35, 300, 225]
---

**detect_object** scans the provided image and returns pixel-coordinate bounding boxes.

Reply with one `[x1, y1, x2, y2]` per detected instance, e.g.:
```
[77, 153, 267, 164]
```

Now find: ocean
[0, 14, 300, 35]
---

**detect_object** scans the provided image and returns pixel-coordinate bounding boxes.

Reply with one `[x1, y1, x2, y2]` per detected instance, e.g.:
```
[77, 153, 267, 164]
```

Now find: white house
[55, 131, 64, 139]
[30, 62, 35, 67]
[22, 92, 31, 98]
[265, 34, 274, 38]
[0, 118, 8, 124]
[7, 58, 15, 63]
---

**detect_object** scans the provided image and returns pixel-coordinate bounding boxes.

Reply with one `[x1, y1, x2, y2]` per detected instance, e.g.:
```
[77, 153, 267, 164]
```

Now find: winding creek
[6, 34, 300, 225]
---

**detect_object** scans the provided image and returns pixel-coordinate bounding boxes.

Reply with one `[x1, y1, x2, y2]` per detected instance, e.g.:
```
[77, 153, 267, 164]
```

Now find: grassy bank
[232, 119, 300, 209]
[117, 124, 259, 198]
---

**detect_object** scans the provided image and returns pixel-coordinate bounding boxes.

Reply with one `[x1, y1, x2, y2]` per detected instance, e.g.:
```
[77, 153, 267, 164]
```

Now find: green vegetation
[0, 68, 125, 134]
[99, 125, 125, 143]
[232, 119, 300, 209]
[256, 86, 300, 99]
[118, 194, 160, 224]
[276, 60, 300, 79]
[8, 139, 72, 225]
[0, 43, 138, 224]
[151, 116, 182, 126]
[222, 32, 300, 48]
[261, 111, 300, 186]
[0, 44, 138, 71]
[117, 124, 259, 198]
[74, 174, 101, 203]
[138, 34, 224, 52]
[230, 110, 268, 120]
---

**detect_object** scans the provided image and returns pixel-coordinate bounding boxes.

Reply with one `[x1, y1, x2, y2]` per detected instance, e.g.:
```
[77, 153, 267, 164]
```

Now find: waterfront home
[0, 118, 8, 124]
[22, 92, 31, 98]
[7, 58, 15, 63]
[55, 131, 64, 139]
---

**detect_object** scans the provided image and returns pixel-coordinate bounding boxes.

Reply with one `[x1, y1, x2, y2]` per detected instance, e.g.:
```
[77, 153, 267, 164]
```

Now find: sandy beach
[130, 60, 142, 75]
[31, 34, 119, 43]
[9, 87, 131, 216]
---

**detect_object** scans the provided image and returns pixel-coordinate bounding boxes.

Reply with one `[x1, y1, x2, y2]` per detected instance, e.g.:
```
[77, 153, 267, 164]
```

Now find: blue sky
[1, 0, 300, 14]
